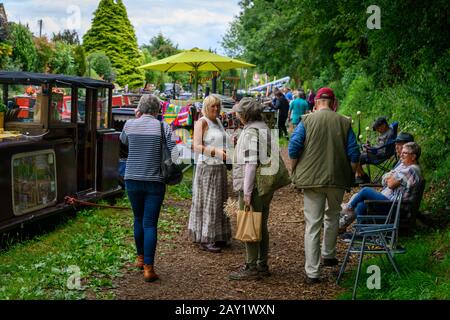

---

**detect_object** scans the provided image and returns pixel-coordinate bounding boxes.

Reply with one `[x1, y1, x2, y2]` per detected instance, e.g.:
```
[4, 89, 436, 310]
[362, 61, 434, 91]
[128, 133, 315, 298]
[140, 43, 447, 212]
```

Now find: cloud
[131, 8, 232, 27]
[129, 5, 238, 51]
[2, 0, 240, 51]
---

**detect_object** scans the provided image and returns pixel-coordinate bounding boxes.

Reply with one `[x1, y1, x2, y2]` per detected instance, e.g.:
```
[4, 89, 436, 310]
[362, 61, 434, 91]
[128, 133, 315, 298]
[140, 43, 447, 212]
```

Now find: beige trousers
[303, 187, 345, 278]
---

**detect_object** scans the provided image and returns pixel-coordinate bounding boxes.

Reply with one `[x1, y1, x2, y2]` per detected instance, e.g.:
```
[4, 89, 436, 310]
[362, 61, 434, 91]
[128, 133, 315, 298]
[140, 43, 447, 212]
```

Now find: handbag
[255, 155, 291, 196]
[160, 122, 183, 185]
[235, 206, 262, 242]
[254, 129, 291, 196]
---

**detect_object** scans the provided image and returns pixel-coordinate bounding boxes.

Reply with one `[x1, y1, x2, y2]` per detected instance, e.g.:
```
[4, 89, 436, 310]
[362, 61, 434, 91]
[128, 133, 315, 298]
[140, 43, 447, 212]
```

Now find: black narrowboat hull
[0, 137, 122, 233]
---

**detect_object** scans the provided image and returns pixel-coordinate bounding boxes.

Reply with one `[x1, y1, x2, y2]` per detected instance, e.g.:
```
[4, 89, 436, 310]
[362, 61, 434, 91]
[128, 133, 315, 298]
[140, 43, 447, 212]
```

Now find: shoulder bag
[160, 122, 183, 185]
[254, 128, 291, 196]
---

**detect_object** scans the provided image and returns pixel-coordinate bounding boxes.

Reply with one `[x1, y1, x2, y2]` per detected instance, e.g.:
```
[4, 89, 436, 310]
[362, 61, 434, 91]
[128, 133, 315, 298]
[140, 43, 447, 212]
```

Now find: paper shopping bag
[235, 208, 262, 242]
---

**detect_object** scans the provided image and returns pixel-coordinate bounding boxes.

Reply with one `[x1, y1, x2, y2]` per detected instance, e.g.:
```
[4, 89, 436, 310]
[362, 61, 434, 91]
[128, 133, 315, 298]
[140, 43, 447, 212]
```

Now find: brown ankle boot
[143, 264, 159, 282]
[135, 255, 144, 269]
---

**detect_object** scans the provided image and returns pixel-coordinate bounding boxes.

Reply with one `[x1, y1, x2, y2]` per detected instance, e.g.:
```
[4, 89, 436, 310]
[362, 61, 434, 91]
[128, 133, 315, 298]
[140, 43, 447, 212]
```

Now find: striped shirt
[120, 114, 176, 182]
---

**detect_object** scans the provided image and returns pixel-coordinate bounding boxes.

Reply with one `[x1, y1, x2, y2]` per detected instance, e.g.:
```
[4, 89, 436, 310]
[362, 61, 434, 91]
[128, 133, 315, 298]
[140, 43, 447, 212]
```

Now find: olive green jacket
[291, 109, 354, 189]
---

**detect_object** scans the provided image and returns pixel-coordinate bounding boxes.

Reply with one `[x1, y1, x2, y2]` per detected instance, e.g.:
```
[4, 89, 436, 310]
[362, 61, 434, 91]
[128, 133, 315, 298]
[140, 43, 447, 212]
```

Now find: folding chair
[336, 191, 405, 300]
[365, 121, 399, 184]
[362, 175, 425, 235]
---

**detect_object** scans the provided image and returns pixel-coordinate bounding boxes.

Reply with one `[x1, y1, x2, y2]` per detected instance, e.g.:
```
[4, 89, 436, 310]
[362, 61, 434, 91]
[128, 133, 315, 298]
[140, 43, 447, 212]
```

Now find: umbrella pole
[194, 69, 199, 100]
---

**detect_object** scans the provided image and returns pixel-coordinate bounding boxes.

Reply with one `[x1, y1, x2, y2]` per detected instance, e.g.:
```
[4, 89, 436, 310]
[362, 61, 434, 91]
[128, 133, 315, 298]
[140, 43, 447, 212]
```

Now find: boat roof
[0, 71, 114, 89]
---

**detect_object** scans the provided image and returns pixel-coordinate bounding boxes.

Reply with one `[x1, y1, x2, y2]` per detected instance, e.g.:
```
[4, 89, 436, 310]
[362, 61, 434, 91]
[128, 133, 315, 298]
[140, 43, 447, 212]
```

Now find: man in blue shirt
[288, 87, 360, 284]
[283, 87, 293, 102]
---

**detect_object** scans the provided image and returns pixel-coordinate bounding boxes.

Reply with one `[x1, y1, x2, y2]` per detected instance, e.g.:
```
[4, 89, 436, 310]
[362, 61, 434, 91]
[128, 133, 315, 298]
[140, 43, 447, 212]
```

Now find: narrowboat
[0, 71, 121, 232]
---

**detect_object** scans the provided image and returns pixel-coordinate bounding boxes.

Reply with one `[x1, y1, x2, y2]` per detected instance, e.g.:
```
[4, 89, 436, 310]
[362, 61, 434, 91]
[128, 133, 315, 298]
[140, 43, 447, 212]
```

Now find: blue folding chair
[336, 191, 405, 299]
[364, 121, 399, 183]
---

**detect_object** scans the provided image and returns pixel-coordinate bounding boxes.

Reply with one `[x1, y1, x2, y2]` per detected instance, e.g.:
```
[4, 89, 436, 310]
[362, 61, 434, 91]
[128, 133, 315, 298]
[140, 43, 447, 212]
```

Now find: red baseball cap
[315, 87, 338, 111]
[315, 87, 335, 100]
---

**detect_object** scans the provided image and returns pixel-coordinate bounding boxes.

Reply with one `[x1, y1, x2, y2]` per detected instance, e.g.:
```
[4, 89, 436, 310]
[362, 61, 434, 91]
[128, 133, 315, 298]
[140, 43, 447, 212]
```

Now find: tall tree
[52, 29, 80, 45]
[48, 41, 76, 75]
[83, 0, 143, 88]
[0, 42, 12, 70]
[140, 33, 190, 90]
[7, 22, 38, 71]
[72, 45, 87, 76]
[142, 33, 179, 59]
[34, 36, 55, 73]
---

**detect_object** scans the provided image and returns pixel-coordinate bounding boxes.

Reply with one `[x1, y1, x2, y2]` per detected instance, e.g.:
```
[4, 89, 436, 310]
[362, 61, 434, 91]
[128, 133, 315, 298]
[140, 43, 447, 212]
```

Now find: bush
[87, 52, 114, 82]
[0, 100, 7, 112]
[7, 22, 38, 71]
[49, 42, 76, 75]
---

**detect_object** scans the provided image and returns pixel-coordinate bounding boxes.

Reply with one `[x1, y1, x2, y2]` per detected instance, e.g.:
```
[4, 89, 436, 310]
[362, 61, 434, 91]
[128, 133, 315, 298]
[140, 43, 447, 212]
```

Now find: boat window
[77, 88, 86, 124]
[12, 149, 57, 216]
[50, 87, 72, 123]
[97, 88, 109, 129]
[5, 84, 41, 123]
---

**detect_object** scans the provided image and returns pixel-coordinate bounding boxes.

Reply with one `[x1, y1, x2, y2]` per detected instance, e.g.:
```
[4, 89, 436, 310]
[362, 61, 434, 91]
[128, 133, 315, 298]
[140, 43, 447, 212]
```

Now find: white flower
[359, 135, 363, 140]
[365, 126, 370, 131]
[357, 111, 361, 115]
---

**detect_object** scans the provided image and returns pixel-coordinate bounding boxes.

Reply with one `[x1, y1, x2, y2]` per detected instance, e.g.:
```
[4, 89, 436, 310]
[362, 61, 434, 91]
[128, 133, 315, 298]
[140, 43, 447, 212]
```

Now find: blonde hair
[201, 94, 221, 117]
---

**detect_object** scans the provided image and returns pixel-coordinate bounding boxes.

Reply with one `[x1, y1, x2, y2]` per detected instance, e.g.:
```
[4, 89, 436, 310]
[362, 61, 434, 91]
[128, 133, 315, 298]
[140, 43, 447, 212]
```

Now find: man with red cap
[288, 87, 360, 284]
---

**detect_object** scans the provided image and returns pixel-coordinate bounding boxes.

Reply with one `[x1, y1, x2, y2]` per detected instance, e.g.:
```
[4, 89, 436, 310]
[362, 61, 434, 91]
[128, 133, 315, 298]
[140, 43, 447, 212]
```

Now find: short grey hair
[403, 142, 421, 161]
[235, 97, 264, 123]
[137, 94, 160, 115]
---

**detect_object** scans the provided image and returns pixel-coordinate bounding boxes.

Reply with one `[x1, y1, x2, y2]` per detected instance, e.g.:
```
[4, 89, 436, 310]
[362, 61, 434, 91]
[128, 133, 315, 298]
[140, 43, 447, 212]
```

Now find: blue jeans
[125, 180, 166, 265]
[348, 187, 389, 218]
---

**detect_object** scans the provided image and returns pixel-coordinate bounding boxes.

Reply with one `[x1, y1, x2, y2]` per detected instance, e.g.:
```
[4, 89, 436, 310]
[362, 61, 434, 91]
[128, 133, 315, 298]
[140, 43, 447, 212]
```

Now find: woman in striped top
[120, 94, 176, 282]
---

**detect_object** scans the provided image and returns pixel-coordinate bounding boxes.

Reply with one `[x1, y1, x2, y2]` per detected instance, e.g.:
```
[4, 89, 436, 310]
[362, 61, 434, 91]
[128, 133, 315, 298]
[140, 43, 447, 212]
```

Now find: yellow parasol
[138, 47, 255, 99]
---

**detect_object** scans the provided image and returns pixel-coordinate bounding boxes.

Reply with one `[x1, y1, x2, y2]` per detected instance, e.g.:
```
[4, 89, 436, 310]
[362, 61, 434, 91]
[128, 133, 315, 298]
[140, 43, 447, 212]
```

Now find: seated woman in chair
[340, 142, 422, 233]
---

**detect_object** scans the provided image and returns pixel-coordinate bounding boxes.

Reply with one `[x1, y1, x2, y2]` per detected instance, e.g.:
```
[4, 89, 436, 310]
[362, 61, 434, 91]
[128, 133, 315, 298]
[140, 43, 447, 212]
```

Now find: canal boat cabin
[0, 71, 121, 232]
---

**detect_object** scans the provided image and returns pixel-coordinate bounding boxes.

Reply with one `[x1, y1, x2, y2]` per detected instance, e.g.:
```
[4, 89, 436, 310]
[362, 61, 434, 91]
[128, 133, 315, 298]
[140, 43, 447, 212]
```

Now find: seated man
[339, 142, 422, 233]
[355, 117, 396, 183]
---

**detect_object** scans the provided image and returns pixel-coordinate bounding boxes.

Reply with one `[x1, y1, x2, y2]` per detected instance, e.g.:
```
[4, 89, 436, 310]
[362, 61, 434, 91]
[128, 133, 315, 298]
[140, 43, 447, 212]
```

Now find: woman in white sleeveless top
[188, 95, 232, 253]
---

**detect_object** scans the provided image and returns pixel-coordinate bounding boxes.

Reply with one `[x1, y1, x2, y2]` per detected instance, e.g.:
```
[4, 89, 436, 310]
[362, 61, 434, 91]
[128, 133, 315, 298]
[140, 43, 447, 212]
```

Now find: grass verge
[0, 206, 134, 300]
[337, 229, 450, 300]
[0, 169, 193, 300]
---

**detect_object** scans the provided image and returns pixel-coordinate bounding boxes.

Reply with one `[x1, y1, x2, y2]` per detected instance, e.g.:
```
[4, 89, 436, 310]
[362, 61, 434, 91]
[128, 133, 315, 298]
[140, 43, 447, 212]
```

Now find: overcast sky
[2, 0, 240, 53]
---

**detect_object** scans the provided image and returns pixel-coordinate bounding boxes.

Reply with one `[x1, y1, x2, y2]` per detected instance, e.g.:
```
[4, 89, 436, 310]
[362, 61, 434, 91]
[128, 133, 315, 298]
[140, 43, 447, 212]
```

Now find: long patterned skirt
[188, 163, 231, 243]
